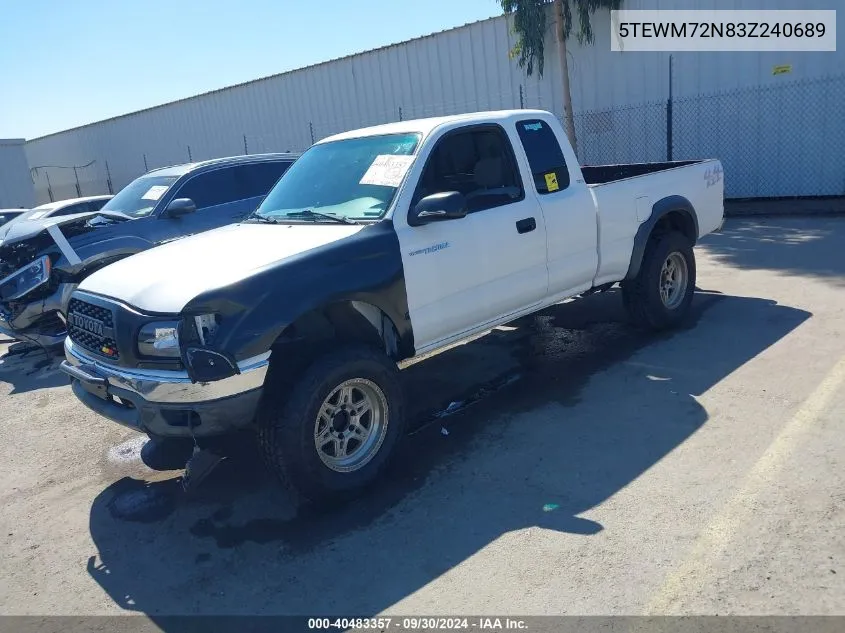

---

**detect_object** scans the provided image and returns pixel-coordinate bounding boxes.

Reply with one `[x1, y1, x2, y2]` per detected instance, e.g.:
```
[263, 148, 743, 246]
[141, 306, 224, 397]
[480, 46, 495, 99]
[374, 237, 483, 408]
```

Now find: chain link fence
[573, 73, 845, 198]
[673, 74, 845, 198]
[30, 73, 845, 204]
[574, 101, 668, 166]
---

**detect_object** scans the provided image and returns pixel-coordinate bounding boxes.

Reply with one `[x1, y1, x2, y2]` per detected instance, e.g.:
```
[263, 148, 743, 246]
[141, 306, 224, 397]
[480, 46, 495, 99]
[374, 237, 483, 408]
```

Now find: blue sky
[0, 0, 501, 140]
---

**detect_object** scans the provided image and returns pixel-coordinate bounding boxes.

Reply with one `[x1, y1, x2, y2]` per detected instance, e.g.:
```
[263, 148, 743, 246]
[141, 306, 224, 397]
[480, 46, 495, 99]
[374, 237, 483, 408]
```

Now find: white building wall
[0, 139, 36, 208]
[24, 0, 845, 203]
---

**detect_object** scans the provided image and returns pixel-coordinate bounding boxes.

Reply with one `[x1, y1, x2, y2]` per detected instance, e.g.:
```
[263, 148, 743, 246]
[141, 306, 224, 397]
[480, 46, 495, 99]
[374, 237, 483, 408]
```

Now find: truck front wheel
[257, 344, 406, 503]
[622, 231, 696, 330]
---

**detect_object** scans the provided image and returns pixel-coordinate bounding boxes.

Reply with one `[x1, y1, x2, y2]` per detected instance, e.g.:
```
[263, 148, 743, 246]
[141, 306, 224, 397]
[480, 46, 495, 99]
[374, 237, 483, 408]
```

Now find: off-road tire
[622, 231, 696, 330]
[257, 344, 405, 504]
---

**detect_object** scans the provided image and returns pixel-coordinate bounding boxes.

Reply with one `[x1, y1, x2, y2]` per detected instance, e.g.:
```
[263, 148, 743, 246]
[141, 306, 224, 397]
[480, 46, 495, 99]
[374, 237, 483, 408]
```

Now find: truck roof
[319, 109, 552, 144]
[146, 152, 300, 178]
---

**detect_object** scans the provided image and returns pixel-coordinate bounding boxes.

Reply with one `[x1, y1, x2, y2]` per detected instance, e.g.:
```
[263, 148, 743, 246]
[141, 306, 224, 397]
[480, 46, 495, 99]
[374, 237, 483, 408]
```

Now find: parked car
[7, 195, 112, 227]
[0, 209, 27, 227]
[61, 110, 724, 502]
[0, 153, 297, 347]
[0, 196, 113, 249]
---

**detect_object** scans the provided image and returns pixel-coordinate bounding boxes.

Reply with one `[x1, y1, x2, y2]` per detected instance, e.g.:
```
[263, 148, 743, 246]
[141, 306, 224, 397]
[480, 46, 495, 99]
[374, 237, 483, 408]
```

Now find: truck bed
[586, 157, 724, 288]
[582, 160, 702, 185]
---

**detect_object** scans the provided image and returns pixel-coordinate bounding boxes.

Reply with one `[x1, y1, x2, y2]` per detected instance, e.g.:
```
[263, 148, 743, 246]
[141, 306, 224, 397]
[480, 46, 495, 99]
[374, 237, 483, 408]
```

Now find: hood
[79, 222, 367, 313]
[0, 211, 130, 245]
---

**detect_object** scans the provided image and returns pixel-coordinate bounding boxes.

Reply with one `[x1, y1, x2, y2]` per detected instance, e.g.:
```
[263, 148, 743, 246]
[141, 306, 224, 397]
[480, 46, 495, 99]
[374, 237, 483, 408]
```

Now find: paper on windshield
[359, 155, 414, 188]
[141, 185, 170, 201]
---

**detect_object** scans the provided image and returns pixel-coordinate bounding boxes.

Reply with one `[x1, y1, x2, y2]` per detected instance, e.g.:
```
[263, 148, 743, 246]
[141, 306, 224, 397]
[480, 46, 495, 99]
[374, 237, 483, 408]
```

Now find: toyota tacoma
[60, 110, 724, 502]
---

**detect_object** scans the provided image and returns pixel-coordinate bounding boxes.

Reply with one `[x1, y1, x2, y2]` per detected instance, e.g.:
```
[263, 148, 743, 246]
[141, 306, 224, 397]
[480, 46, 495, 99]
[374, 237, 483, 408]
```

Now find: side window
[52, 201, 89, 216]
[234, 161, 292, 200]
[89, 198, 109, 212]
[413, 126, 523, 213]
[173, 168, 240, 210]
[515, 119, 570, 194]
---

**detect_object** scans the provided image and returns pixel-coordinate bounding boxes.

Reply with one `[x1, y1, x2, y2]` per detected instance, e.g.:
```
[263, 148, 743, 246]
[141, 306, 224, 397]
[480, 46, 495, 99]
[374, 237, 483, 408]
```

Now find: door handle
[515, 217, 536, 234]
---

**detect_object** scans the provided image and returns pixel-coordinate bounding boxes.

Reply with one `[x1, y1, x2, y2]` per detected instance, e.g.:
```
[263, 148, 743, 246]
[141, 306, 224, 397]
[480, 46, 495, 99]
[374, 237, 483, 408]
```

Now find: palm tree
[501, 0, 623, 156]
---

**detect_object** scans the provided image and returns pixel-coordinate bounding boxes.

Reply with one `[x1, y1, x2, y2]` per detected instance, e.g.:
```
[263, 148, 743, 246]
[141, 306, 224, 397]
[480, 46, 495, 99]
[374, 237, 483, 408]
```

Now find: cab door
[512, 117, 598, 298]
[394, 123, 549, 352]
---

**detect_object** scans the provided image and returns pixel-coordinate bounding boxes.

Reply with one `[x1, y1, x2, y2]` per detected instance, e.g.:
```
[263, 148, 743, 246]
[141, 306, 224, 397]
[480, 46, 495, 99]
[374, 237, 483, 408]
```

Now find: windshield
[255, 133, 420, 222]
[100, 175, 179, 218]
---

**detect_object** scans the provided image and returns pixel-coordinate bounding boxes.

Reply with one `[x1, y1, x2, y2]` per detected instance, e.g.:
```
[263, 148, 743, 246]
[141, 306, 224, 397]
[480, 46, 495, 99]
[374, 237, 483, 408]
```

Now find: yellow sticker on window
[544, 172, 559, 192]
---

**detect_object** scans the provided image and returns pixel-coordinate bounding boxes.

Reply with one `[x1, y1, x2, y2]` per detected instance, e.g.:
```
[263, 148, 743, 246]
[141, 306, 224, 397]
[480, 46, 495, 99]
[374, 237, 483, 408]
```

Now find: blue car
[0, 153, 297, 347]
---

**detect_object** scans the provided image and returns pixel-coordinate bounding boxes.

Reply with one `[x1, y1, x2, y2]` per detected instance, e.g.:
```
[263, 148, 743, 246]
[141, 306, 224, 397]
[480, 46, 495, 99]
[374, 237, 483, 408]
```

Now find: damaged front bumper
[60, 337, 270, 438]
[0, 283, 76, 347]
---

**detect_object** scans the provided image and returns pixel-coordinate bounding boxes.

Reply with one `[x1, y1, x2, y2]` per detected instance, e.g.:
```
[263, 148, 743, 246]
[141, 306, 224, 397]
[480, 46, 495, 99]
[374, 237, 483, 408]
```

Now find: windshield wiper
[247, 213, 280, 224]
[284, 209, 359, 225]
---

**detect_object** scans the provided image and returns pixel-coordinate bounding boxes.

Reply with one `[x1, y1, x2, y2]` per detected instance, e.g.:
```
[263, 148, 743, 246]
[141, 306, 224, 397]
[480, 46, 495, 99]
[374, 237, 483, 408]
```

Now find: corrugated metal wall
[24, 0, 845, 203]
[0, 140, 36, 208]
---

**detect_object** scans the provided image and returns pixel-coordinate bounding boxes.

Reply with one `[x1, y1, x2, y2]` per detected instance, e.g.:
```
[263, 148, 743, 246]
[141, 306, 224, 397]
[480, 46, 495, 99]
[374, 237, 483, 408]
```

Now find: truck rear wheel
[257, 344, 405, 503]
[622, 231, 696, 330]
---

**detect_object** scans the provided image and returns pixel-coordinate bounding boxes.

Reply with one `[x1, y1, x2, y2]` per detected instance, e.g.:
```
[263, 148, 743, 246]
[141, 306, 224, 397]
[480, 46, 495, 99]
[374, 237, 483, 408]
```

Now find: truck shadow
[0, 341, 66, 394]
[703, 217, 845, 285]
[86, 289, 810, 617]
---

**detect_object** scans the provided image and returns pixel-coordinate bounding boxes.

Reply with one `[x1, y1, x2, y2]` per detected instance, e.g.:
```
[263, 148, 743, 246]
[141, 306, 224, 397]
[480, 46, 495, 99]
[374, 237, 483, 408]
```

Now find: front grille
[67, 298, 119, 360]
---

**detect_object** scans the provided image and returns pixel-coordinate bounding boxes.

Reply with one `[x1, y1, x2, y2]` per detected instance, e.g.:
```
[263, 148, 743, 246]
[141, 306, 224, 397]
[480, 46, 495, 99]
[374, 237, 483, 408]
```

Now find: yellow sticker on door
[544, 172, 559, 192]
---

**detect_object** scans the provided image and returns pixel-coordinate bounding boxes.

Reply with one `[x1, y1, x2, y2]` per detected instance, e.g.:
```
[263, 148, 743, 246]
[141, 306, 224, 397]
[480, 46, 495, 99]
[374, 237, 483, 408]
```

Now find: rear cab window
[515, 119, 570, 194]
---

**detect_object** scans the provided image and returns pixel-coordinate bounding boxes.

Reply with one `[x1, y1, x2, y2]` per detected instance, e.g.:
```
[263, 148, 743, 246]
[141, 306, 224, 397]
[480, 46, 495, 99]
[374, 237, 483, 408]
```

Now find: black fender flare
[625, 195, 699, 280]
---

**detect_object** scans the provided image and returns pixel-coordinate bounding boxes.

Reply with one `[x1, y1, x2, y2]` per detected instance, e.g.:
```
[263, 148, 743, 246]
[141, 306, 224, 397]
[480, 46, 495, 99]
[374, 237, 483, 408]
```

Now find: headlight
[137, 320, 180, 358]
[194, 313, 219, 345]
[0, 255, 51, 301]
[179, 312, 237, 383]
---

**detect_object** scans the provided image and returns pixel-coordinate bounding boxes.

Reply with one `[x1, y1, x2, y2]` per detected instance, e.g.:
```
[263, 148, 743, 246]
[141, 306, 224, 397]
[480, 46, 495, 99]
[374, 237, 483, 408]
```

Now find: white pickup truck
[61, 110, 724, 502]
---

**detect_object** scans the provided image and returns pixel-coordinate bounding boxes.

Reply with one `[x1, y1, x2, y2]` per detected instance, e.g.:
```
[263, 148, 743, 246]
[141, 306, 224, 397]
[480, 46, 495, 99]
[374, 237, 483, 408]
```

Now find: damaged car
[0, 153, 297, 347]
[0, 196, 113, 241]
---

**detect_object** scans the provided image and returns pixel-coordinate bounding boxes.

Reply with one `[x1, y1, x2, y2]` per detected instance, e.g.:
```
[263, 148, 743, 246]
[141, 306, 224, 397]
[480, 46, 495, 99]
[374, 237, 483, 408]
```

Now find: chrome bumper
[61, 337, 270, 437]
[62, 336, 269, 403]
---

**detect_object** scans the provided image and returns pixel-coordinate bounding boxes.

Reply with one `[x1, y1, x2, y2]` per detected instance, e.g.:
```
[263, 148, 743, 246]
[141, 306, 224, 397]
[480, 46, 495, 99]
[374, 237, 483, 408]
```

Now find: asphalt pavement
[1, 217, 844, 621]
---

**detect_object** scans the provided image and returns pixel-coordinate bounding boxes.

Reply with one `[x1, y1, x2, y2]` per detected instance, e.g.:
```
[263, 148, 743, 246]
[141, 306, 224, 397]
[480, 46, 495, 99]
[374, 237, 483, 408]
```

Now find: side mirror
[408, 192, 467, 227]
[163, 198, 196, 218]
